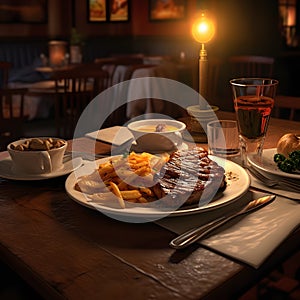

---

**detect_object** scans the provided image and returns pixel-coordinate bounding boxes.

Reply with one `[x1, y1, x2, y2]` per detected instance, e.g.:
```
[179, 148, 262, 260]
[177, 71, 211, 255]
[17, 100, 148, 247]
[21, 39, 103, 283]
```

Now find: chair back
[0, 61, 12, 88]
[0, 88, 28, 151]
[52, 66, 109, 138]
[274, 95, 300, 121]
[229, 55, 274, 78]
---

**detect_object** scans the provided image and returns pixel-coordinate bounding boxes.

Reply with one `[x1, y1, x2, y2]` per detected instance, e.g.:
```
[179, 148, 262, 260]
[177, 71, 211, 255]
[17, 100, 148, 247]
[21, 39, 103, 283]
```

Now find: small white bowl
[127, 119, 186, 152]
[7, 137, 67, 174]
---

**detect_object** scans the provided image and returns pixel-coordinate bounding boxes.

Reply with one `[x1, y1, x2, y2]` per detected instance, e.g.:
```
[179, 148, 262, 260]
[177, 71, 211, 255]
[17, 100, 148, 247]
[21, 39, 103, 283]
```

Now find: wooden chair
[0, 88, 28, 151]
[229, 55, 274, 78]
[0, 61, 12, 88]
[274, 95, 300, 121]
[52, 66, 109, 138]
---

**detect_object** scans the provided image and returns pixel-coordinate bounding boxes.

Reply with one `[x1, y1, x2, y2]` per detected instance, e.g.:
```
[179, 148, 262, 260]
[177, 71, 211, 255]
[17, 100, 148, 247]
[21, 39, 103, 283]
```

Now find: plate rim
[0, 156, 83, 181]
[65, 156, 250, 218]
[248, 148, 300, 179]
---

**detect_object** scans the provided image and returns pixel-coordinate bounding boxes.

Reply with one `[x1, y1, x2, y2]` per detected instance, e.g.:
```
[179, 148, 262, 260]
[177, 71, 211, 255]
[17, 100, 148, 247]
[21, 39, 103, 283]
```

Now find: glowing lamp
[191, 13, 215, 106]
[48, 40, 67, 67]
[192, 13, 215, 44]
[185, 12, 218, 143]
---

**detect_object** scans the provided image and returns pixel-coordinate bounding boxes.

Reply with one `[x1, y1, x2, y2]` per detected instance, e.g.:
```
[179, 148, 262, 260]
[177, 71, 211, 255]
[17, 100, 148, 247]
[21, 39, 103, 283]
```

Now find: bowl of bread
[8, 137, 67, 174]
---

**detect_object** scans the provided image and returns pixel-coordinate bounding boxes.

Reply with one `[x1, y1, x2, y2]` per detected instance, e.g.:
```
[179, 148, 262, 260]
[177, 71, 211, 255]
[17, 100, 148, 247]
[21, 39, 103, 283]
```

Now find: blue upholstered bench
[0, 40, 48, 85]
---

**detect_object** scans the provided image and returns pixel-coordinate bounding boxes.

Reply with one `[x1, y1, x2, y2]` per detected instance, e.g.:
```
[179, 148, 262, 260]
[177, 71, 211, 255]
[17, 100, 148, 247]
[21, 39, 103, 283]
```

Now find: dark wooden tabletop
[0, 113, 299, 300]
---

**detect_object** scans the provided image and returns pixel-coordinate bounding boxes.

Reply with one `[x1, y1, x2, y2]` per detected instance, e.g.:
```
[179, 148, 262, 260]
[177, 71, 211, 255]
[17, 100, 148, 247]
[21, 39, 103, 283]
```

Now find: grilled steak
[153, 147, 226, 208]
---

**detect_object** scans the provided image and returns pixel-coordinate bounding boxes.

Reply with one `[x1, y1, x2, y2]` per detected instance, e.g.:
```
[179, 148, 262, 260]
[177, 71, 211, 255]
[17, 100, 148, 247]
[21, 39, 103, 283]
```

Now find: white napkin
[85, 126, 133, 146]
[249, 173, 300, 200]
[156, 191, 300, 268]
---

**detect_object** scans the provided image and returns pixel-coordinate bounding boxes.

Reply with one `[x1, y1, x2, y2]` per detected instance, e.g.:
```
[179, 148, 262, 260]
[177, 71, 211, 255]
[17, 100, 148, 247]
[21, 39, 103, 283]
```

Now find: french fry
[117, 180, 129, 191]
[140, 187, 154, 196]
[98, 163, 114, 176]
[126, 199, 138, 203]
[110, 181, 125, 208]
[135, 166, 151, 176]
[102, 170, 117, 181]
[76, 151, 170, 209]
[120, 190, 142, 200]
[137, 196, 148, 203]
[131, 160, 148, 169]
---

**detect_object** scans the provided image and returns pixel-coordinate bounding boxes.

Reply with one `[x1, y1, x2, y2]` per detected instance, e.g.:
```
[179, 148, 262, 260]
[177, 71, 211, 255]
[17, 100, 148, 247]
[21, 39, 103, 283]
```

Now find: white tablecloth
[126, 62, 197, 120]
[8, 81, 55, 120]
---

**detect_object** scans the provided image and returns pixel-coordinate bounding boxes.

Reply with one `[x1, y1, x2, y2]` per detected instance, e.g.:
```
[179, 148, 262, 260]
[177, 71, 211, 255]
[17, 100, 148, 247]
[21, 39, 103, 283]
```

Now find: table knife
[169, 194, 276, 250]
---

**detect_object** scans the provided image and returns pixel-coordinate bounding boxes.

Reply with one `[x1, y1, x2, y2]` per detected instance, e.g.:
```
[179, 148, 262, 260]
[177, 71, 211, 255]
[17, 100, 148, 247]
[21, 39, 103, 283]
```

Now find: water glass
[207, 120, 240, 158]
[230, 78, 278, 167]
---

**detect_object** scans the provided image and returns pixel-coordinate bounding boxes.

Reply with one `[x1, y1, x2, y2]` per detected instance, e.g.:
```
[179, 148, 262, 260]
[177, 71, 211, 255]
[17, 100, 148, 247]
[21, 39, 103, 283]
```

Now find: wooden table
[0, 113, 299, 300]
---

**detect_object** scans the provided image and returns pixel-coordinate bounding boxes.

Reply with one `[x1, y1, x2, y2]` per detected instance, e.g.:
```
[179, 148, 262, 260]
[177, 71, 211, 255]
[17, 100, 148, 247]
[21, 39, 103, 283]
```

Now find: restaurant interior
[0, 0, 299, 141]
[0, 0, 300, 299]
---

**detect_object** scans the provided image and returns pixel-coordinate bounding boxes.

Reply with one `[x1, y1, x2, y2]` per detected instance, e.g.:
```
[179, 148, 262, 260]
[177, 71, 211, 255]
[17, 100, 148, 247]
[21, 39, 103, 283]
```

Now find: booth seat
[0, 40, 47, 68]
[0, 40, 54, 120]
[0, 40, 47, 81]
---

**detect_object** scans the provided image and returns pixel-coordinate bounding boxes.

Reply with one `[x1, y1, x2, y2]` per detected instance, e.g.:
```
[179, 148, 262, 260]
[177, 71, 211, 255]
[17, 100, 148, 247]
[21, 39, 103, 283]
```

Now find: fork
[247, 166, 300, 192]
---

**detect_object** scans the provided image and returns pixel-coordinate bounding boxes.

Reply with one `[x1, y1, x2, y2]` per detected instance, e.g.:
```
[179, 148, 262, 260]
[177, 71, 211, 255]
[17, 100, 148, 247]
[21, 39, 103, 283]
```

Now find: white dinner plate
[0, 156, 83, 181]
[248, 148, 300, 180]
[65, 156, 250, 221]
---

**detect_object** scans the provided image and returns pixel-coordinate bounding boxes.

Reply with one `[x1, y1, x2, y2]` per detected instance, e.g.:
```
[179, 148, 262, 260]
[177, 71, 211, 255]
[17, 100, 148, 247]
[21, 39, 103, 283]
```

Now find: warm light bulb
[198, 22, 208, 33]
[192, 13, 215, 44]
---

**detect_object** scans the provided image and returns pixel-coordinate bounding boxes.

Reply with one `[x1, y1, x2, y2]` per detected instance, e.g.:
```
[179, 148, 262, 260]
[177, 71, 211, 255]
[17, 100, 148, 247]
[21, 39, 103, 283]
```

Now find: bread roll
[276, 133, 300, 157]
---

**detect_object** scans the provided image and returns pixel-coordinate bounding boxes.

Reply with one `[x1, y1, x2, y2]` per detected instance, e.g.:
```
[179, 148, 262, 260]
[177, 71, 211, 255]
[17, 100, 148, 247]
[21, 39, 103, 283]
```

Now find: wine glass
[230, 78, 278, 167]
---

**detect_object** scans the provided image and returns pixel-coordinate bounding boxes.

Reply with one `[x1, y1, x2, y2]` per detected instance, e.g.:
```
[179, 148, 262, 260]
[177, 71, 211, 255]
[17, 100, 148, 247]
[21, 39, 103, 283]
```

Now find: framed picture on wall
[109, 0, 129, 22]
[0, 0, 47, 23]
[88, 0, 107, 22]
[149, 0, 186, 21]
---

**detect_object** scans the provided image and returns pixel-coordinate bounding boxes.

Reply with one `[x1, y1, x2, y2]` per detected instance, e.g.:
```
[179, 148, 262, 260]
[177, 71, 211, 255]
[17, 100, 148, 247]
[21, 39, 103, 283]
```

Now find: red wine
[234, 96, 274, 139]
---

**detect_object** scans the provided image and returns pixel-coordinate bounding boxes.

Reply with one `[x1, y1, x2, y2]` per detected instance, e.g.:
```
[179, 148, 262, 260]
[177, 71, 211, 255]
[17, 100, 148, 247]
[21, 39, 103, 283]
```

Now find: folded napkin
[249, 173, 300, 200]
[156, 191, 300, 268]
[85, 126, 133, 146]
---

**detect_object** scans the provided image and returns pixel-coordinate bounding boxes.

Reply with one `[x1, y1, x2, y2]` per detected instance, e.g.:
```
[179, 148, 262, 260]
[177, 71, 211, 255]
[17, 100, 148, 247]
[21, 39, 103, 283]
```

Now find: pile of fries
[75, 152, 169, 208]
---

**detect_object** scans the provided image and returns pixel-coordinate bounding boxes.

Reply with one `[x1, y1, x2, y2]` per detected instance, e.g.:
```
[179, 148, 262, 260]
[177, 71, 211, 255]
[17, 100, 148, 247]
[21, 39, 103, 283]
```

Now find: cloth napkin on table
[156, 190, 300, 268]
[85, 126, 133, 146]
[249, 172, 300, 200]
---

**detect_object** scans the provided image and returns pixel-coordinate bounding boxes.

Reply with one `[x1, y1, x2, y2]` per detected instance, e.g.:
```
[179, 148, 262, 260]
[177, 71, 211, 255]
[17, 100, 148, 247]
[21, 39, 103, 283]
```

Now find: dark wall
[0, 0, 282, 55]
[211, 0, 281, 58]
[204, 0, 284, 110]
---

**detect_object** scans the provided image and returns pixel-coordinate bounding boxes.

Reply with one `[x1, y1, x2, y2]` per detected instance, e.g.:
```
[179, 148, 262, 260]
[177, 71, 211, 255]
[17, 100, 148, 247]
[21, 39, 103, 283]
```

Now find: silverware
[169, 194, 276, 250]
[247, 166, 300, 192]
